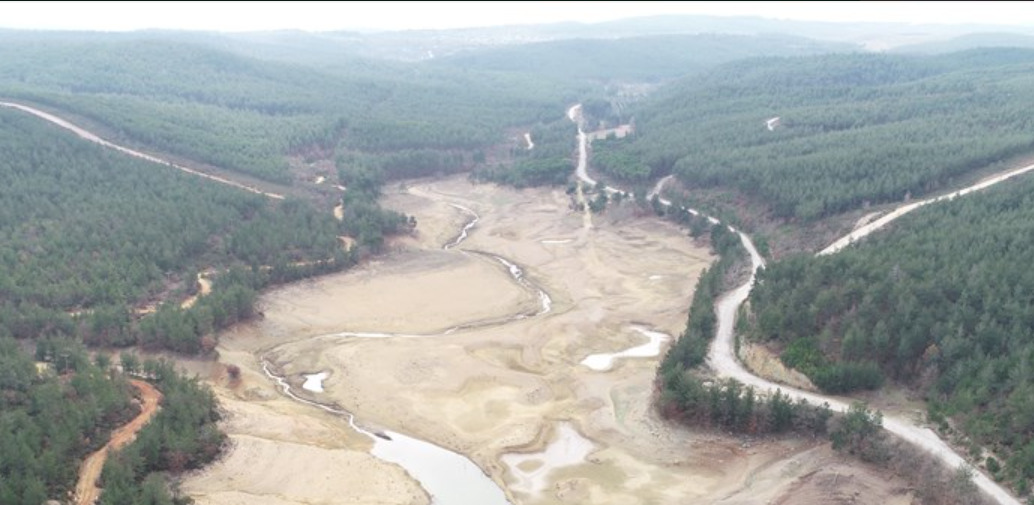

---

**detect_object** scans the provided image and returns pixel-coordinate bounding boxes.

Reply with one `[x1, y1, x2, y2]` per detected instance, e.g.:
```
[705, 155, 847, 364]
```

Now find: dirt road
[818, 159, 1034, 255]
[570, 100, 1025, 504]
[75, 379, 163, 505]
[181, 272, 214, 309]
[0, 101, 284, 199]
[703, 173, 1034, 505]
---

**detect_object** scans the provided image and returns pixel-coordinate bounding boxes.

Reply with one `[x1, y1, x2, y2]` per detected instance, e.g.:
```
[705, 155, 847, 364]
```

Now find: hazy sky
[3, 1, 1034, 32]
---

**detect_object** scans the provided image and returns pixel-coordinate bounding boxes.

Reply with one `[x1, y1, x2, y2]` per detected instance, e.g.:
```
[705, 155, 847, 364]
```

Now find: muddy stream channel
[260, 201, 554, 505]
[254, 164, 689, 503]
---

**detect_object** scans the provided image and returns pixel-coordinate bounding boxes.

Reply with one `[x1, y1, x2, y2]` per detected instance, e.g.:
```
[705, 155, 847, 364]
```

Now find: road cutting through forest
[0, 101, 285, 199]
[710, 174, 1033, 504]
[74, 380, 162, 505]
[578, 107, 1028, 504]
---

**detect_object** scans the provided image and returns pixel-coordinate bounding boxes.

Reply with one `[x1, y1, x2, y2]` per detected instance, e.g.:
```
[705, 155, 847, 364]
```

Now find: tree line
[436, 33, 852, 82]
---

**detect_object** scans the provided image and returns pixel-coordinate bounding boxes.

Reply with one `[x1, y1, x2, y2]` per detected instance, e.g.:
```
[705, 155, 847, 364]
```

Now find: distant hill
[0, 30, 582, 183]
[892, 32, 1034, 54]
[435, 33, 856, 82]
[317, 15, 1034, 60]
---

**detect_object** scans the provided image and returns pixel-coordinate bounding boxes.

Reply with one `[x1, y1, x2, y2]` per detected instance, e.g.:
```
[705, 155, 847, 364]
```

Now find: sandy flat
[179, 349, 426, 505]
[181, 176, 913, 505]
[260, 249, 535, 335]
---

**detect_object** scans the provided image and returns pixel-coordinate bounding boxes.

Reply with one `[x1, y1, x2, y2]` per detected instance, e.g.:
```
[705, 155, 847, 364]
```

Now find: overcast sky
[3, 1, 1034, 32]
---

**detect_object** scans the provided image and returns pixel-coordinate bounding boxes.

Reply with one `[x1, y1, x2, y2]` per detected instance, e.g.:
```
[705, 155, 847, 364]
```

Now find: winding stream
[315, 203, 552, 342]
[443, 201, 552, 320]
[444, 203, 480, 250]
[261, 192, 563, 505]
[262, 361, 510, 505]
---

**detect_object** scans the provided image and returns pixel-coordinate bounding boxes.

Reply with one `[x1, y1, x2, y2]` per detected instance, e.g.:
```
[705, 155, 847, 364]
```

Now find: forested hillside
[437, 33, 854, 82]
[0, 32, 581, 184]
[0, 28, 590, 505]
[604, 49, 1034, 221]
[894, 32, 1034, 54]
[0, 108, 359, 353]
[472, 117, 578, 187]
[744, 173, 1034, 494]
[10, 18, 1030, 505]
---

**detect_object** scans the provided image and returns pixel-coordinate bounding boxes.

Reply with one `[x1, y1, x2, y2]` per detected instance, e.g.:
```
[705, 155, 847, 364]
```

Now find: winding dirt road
[574, 104, 1026, 504]
[181, 272, 214, 309]
[705, 177, 1034, 505]
[0, 101, 284, 199]
[75, 379, 163, 505]
[707, 228, 1023, 505]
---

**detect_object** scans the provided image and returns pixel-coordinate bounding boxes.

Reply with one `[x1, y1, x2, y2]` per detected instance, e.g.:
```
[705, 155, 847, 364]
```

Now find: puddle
[580, 327, 672, 371]
[302, 372, 328, 392]
[501, 422, 595, 497]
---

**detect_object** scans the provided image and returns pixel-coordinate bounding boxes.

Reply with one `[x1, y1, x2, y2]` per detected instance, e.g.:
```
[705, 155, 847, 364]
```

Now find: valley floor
[179, 176, 913, 505]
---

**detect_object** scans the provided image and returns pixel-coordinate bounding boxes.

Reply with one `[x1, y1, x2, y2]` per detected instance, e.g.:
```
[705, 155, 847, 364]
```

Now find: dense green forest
[603, 49, 1034, 221]
[99, 357, 224, 505]
[0, 33, 583, 184]
[591, 135, 657, 184]
[0, 337, 224, 505]
[472, 116, 578, 188]
[744, 173, 1034, 494]
[0, 108, 360, 354]
[0, 338, 135, 505]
